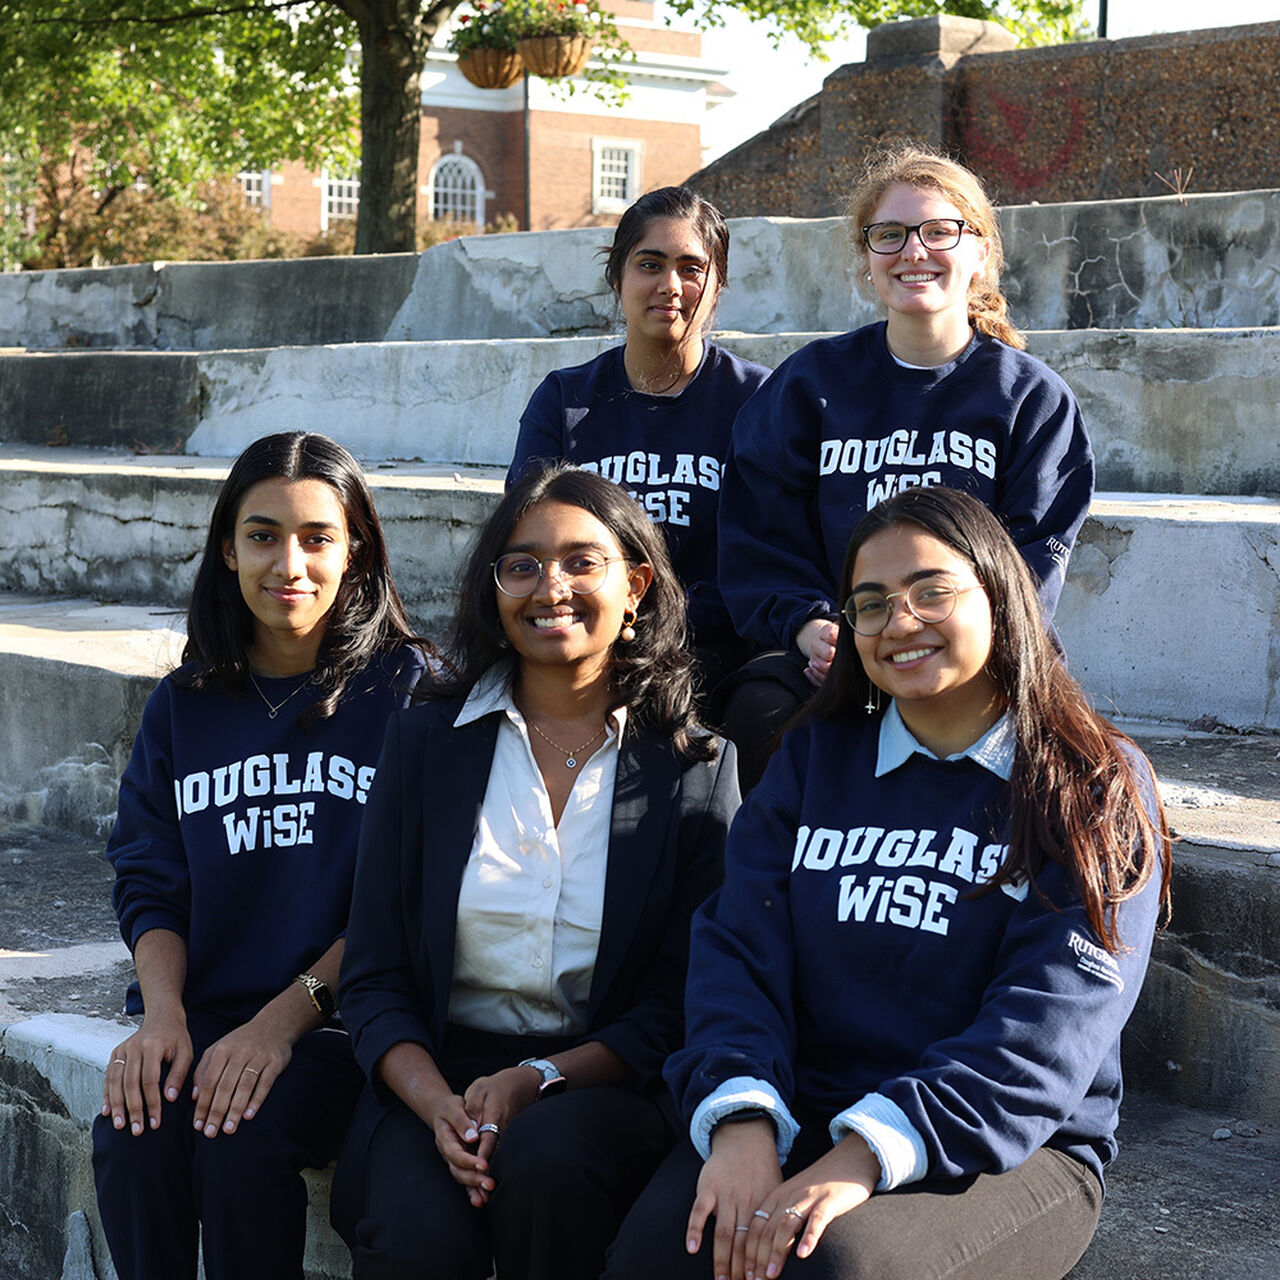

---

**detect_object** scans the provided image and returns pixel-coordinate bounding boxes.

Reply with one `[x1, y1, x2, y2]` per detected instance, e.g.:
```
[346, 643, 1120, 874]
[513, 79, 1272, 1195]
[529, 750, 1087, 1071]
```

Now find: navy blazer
[339, 695, 740, 1097]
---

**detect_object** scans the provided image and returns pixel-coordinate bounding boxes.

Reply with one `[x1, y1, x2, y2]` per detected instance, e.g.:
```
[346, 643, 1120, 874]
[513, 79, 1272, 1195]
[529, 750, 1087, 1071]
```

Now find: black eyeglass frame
[491, 553, 632, 599]
[860, 218, 978, 255]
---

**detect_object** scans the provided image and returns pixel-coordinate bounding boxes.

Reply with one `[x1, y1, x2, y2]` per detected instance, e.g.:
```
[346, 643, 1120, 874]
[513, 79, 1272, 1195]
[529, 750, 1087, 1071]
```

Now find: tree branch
[30, 1, 307, 30]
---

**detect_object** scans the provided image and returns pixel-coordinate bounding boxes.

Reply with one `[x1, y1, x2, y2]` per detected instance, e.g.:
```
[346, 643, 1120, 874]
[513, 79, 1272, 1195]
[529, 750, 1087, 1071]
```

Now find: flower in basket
[520, 0, 603, 39]
[446, 1, 528, 55]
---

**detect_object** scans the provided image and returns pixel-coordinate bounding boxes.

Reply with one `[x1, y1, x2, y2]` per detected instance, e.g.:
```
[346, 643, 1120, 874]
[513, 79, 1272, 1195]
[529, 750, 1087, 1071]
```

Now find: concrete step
[2, 191, 1279, 351]
[2, 461, 1276, 729]
[2, 327, 1278, 495]
[0, 812, 1275, 1279]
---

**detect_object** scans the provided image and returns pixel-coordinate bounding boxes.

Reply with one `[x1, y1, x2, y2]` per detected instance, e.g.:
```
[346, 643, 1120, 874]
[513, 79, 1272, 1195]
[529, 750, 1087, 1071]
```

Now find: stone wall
[688, 16, 1280, 217]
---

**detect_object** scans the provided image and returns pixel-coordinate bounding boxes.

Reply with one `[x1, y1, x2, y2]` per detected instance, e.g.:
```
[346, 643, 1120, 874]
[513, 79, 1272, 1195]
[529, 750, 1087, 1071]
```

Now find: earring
[619, 609, 637, 643]
[864, 683, 881, 715]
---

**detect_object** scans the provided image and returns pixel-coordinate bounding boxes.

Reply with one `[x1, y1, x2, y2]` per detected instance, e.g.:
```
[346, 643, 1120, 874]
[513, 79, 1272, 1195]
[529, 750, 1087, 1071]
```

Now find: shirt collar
[455, 662, 627, 737]
[875, 700, 1014, 780]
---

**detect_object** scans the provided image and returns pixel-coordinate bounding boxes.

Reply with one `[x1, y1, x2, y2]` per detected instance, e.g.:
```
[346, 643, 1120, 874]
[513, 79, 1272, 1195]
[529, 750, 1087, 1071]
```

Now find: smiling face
[222, 476, 350, 669]
[865, 183, 991, 328]
[496, 499, 653, 687]
[850, 522, 1002, 753]
[617, 215, 716, 348]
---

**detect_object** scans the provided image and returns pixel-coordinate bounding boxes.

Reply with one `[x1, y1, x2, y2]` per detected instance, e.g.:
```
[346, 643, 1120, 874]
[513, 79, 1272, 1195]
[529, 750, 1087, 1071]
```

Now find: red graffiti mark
[961, 82, 1085, 193]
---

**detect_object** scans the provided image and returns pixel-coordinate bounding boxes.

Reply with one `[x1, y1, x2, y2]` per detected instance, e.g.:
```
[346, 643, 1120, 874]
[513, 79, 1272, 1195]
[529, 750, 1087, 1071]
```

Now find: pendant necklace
[249, 671, 315, 720]
[528, 719, 607, 769]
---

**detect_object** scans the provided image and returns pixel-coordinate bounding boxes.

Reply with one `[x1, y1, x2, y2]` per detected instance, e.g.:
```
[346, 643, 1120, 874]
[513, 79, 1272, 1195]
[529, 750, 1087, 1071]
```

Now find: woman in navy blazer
[332, 465, 739, 1280]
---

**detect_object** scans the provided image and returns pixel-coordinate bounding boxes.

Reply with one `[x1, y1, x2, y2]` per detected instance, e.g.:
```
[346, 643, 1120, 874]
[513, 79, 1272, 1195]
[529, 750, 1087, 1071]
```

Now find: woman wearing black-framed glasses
[716, 143, 1094, 791]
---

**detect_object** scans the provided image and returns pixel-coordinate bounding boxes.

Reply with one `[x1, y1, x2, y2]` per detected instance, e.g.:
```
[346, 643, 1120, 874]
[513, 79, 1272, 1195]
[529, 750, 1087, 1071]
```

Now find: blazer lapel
[590, 731, 679, 1020]
[418, 708, 499, 1039]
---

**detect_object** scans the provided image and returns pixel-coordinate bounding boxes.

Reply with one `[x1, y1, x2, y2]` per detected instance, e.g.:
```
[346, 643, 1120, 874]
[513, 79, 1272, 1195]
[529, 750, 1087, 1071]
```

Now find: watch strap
[295, 971, 335, 1020]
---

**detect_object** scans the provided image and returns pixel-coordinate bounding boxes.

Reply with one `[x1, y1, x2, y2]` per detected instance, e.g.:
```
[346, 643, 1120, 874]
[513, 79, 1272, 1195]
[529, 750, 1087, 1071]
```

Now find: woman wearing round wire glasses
[331, 463, 739, 1280]
[716, 143, 1094, 790]
[608, 485, 1169, 1280]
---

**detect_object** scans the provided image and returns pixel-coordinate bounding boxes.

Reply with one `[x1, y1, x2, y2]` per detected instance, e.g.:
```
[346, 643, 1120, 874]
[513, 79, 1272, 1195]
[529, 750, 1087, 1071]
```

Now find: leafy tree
[0, 0, 1084, 261]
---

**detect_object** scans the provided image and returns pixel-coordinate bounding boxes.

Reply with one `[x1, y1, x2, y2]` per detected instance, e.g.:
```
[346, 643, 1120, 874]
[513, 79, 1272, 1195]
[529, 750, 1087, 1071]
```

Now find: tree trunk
[352, 2, 432, 254]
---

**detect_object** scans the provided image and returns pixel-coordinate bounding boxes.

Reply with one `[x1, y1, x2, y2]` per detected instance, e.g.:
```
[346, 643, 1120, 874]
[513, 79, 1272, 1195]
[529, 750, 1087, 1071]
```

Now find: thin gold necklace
[527, 719, 607, 769]
[249, 671, 314, 720]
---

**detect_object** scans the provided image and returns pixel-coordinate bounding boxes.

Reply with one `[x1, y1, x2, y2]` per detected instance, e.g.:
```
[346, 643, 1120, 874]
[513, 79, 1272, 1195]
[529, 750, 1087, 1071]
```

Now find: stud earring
[619, 609, 637, 643]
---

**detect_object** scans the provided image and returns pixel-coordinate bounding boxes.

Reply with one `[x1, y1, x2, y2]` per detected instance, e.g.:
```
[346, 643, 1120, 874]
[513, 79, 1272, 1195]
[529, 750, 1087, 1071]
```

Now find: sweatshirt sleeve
[665, 732, 809, 1125]
[864, 795, 1164, 1182]
[994, 367, 1094, 620]
[718, 358, 839, 650]
[339, 713, 437, 1091]
[507, 373, 566, 487]
[106, 683, 191, 950]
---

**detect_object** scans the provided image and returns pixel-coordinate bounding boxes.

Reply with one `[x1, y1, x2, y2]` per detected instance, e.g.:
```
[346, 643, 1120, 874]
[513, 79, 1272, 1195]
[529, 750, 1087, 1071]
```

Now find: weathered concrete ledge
[0, 254, 419, 353]
[3, 192, 1280, 352]
[3, 328, 1278, 497]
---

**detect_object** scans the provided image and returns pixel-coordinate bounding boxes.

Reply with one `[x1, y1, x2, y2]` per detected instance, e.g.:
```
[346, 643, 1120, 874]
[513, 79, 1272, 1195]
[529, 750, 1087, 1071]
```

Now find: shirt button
[532, 955, 544, 969]
[543, 877, 553, 889]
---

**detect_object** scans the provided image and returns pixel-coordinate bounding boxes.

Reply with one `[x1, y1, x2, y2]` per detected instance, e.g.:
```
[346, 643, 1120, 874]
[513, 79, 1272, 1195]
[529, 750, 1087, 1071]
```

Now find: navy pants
[331, 1026, 674, 1280]
[92, 1011, 362, 1280]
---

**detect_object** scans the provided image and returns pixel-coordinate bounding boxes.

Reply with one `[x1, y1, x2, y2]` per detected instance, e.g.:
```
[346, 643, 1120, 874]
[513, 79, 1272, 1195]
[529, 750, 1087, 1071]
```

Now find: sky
[693, 0, 1279, 162]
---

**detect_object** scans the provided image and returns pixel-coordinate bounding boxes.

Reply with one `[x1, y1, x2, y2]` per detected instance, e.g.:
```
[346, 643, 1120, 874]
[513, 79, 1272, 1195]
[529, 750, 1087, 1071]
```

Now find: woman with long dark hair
[608, 485, 1169, 1280]
[332, 463, 740, 1280]
[509, 186, 770, 698]
[93, 431, 434, 1280]
[717, 144, 1094, 788]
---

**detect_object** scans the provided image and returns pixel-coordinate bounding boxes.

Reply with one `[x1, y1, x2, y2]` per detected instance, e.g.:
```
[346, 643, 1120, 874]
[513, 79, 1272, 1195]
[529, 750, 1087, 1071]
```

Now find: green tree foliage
[0, 0, 1084, 263]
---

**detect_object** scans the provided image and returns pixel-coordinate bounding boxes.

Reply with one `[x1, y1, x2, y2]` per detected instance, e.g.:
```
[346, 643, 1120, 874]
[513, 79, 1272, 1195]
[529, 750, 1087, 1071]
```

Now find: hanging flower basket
[456, 47, 526, 89]
[516, 33, 593, 78]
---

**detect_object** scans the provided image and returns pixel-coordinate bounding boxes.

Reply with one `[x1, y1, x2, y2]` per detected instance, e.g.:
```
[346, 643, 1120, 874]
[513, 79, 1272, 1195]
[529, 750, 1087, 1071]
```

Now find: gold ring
[242, 1067, 260, 1077]
[111, 1058, 127, 1067]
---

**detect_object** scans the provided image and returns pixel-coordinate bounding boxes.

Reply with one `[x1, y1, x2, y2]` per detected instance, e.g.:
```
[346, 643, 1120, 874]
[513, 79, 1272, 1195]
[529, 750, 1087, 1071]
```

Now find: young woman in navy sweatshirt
[509, 186, 771, 700]
[717, 145, 1094, 788]
[607, 485, 1169, 1280]
[93, 432, 433, 1280]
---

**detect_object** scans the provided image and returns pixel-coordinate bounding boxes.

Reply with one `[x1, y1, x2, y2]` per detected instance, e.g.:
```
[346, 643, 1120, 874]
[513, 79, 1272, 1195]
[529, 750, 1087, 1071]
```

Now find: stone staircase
[1, 190, 1278, 1280]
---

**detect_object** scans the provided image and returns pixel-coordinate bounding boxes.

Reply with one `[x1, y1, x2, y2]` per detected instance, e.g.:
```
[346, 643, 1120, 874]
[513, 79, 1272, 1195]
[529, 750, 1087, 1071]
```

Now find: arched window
[431, 151, 485, 227]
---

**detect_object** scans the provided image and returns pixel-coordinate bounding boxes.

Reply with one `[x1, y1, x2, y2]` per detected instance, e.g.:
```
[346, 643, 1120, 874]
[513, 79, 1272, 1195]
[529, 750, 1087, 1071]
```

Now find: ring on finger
[242, 1067, 260, 1077]
[477, 1122, 501, 1136]
[783, 1206, 804, 1221]
[753, 1209, 771, 1221]
[111, 1058, 127, 1068]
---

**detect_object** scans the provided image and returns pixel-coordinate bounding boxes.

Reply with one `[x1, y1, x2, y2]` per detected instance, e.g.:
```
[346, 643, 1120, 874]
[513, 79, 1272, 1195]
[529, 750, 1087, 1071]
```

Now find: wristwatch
[518, 1057, 568, 1099]
[294, 971, 336, 1020]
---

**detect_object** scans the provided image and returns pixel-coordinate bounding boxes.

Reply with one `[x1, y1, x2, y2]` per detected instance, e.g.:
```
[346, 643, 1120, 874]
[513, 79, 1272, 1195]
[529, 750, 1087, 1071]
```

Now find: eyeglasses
[492, 552, 629, 598]
[842, 579, 984, 636]
[861, 219, 976, 255]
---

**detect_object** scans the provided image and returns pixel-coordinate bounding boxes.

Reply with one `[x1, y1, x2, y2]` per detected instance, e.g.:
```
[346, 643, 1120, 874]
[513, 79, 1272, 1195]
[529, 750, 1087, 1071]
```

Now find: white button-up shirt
[446, 667, 624, 1036]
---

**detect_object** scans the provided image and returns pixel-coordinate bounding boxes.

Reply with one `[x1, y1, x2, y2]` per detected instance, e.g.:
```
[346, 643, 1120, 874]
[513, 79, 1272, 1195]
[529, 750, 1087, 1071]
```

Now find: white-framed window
[430, 150, 486, 226]
[591, 138, 642, 214]
[238, 169, 271, 210]
[321, 170, 360, 230]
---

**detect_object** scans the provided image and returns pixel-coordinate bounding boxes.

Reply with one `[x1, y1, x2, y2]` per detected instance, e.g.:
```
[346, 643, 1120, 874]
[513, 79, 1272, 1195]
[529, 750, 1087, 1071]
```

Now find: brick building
[244, 0, 728, 237]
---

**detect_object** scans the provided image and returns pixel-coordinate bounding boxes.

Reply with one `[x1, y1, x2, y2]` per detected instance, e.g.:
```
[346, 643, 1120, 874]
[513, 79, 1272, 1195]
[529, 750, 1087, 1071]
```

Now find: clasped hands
[686, 1118, 881, 1280]
[427, 1064, 542, 1208]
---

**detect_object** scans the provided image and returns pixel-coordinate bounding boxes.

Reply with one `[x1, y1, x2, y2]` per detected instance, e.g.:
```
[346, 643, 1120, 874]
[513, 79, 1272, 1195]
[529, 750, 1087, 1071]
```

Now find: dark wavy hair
[602, 185, 730, 391]
[804, 486, 1170, 951]
[424, 463, 715, 762]
[178, 431, 430, 724]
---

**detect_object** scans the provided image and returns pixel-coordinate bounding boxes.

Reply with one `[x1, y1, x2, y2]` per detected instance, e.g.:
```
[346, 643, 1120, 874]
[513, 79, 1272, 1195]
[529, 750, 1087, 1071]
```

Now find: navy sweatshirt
[666, 712, 1163, 1189]
[718, 323, 1094, 650]
[106, 648, 425, 1023]
[510, 342, 771, 643]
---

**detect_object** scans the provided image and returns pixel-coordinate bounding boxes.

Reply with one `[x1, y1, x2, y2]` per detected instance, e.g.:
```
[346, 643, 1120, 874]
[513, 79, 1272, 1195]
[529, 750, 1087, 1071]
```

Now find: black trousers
[717, 649, 813, 792]
[331, 1026, 674, 1280]
[604, 1127, 1103, 1280]
[91, 1011, 362, 1280]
